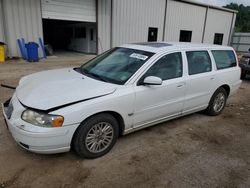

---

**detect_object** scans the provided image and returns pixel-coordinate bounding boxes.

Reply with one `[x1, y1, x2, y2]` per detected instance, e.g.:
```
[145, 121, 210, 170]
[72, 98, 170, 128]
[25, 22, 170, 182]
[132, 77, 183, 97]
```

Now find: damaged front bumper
[1, 93, 79, 154]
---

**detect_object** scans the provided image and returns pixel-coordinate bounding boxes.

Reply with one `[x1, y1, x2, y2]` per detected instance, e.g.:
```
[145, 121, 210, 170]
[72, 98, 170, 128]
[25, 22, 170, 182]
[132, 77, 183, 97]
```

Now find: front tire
[205, 87, 227, 116]
[72, 113, 119, 159]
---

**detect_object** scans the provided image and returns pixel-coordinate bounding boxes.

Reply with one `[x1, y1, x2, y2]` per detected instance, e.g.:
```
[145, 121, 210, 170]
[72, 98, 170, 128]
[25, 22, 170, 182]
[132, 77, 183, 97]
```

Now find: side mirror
[142, 76, 162, 85]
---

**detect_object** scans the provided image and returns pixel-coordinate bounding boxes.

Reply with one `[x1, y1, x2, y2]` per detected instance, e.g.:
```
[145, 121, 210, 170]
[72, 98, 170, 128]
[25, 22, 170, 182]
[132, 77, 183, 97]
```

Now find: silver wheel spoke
[97, 123, 102, 131]
[90, 142, 97, 151]
[102, 124, 111, 132]
[86, 138, 95, 145]
[96, 142, 101, 151]
[105, 130, 113, 135]
[213, 93, 225, 113]
[102, 139, 110, 145]
[87, 142, 95, 148]
[85, 122, 114, 153]
[87, 133, 96, 137]
[104, 135, 113, 140]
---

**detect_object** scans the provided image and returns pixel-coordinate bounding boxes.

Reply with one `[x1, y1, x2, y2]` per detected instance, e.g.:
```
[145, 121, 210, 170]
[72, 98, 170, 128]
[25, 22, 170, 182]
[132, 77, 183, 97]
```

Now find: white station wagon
[2, 42, 241, 158]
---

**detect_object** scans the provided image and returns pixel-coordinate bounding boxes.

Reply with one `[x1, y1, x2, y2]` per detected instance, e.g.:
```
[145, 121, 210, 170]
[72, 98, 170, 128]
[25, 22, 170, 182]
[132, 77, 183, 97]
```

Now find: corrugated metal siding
[0, 0, 5, 42]
[203, 8, 232, 45]
[3, 0, 43, 57]
[228, 13, 236, 45]
[232, 32, 250, 52]
[164, 0, 206, 43]
[112, 0, 166, 47]
[97, 0, 111, 54]
[42, 0, 96, 22]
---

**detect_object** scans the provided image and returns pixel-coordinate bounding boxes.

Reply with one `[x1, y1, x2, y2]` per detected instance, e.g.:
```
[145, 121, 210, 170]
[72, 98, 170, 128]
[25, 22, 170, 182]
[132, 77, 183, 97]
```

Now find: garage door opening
[42, 19, 97, 55]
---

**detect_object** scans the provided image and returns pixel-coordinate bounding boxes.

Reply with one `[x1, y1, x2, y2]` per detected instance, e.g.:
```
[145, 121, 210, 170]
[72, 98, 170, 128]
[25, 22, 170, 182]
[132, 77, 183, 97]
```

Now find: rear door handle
[177, 82, 185, 88]
[210, 77, 215, 80]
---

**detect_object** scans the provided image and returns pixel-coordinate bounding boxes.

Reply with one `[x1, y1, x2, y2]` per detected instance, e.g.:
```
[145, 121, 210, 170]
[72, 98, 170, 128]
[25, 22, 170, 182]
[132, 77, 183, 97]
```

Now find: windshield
[80, 47, 155, 85]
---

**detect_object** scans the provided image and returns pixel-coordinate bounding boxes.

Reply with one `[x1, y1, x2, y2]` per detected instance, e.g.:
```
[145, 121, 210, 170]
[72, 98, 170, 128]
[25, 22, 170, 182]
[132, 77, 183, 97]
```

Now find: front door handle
[177, 82, 185, 88]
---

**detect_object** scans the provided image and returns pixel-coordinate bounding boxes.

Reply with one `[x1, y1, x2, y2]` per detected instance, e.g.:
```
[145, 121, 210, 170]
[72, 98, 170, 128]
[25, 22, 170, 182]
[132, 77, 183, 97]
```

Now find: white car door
[133, 52, 186, 128]
[182, 50, 216, 114]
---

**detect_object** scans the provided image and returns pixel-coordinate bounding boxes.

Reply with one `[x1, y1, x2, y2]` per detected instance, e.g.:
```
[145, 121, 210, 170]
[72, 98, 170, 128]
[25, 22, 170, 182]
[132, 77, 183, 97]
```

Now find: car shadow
[242, 76, 250, 82]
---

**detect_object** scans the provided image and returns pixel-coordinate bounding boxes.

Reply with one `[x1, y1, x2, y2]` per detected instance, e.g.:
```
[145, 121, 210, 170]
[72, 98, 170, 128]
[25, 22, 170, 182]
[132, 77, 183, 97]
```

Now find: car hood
[16, 68, 117, 111]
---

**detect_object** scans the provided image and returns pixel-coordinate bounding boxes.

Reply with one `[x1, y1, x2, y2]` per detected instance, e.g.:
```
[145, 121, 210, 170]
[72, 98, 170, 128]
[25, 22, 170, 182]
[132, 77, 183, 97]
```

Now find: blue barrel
[25, 42, 39, 62]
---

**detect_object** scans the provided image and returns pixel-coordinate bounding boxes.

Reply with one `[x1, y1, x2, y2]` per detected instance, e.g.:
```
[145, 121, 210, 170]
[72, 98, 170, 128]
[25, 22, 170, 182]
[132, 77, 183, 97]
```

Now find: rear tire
[205, 87, 227, 116]
[72, 113, 119, 159]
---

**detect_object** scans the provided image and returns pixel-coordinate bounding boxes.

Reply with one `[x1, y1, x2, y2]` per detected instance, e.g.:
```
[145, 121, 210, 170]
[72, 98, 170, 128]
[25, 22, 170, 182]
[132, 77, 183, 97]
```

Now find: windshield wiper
[89, 72, 109, 82]
[81, 69, 109, 83]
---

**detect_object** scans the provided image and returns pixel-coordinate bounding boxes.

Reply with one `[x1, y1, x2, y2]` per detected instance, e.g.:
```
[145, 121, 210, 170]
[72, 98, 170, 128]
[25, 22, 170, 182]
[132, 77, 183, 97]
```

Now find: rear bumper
[230, 80, 242, 96]
[2, 97, 80, 154]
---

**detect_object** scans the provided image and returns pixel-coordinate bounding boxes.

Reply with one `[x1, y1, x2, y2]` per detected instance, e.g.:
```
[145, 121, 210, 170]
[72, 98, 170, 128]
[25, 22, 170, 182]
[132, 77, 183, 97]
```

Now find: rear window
[211, 50, 237, 70]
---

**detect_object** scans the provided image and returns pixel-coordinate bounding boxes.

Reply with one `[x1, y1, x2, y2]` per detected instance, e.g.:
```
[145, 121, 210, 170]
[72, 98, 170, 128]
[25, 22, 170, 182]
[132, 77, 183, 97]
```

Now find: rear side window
[186, 51, 212, 75]
[212, 50, 237, 70]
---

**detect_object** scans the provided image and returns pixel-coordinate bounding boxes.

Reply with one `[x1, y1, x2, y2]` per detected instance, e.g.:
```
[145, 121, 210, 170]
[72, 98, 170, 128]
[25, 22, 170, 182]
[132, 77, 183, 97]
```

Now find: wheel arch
[71, 111, 125, 148]
[219, 84, 230, 97]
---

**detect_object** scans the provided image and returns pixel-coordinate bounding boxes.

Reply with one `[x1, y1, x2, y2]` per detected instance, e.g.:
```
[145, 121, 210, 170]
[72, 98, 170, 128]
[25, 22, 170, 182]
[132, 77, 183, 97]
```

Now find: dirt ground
[0, 52, 250, 188]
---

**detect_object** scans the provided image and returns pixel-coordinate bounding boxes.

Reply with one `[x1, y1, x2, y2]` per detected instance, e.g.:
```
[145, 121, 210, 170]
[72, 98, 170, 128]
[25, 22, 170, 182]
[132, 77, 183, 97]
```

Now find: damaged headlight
[21, 109, 64, 127]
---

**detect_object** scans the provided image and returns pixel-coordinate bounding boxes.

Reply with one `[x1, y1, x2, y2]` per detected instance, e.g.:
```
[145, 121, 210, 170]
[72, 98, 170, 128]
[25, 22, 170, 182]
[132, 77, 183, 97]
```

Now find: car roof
[119, 42, 234, 54]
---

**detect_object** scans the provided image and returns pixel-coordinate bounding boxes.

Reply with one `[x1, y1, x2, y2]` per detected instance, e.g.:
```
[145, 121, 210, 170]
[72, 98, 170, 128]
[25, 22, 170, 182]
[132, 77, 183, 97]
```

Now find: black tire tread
[205, 87, 227, 116]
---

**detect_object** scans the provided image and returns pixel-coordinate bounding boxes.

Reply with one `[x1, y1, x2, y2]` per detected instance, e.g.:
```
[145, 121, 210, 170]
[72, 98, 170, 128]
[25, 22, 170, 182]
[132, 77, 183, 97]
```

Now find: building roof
[120, 42, 234, 53]
[175, 0, 238, 13]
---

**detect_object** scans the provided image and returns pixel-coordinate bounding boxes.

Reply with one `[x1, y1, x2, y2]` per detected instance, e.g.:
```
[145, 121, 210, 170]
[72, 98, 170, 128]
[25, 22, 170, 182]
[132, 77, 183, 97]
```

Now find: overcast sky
[193, 0, 250, 6]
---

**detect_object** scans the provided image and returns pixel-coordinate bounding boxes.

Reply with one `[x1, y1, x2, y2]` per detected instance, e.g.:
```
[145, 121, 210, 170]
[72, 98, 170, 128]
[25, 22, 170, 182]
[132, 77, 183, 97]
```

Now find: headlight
[21, 109, 64, 127]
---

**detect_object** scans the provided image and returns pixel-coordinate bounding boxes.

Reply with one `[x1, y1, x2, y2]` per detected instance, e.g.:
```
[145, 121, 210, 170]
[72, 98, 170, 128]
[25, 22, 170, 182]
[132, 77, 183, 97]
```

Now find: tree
[224, 3, 250, 32]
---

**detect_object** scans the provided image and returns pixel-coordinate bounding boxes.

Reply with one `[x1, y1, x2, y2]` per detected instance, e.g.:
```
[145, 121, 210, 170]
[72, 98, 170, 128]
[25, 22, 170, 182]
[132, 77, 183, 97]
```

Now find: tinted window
[143, 52, 183, 81]
[214, 33, 223, 45]
[186, 51, 212, 75]
[179, 30, 192, 42]
[212, 50, 237, 70]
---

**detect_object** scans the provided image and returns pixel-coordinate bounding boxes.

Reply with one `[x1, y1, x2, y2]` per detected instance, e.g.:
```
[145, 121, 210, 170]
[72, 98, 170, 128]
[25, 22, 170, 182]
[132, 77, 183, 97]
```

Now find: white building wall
[97, 0, 111, 54]
[3, 0, 43, 57]
[228, 13, 236, 45]
[0, 0, 5, 43]
[41, 0, 96, 22]
[112, 0, 166, 47]
[164, 0, 206, 43]
[0, 0, 237, 57]
[203, 8, 233, 45]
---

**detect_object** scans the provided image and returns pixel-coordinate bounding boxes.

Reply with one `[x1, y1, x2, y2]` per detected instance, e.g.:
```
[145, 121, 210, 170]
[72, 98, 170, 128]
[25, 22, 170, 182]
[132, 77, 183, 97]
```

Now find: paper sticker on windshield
[130, 53, 148, 60]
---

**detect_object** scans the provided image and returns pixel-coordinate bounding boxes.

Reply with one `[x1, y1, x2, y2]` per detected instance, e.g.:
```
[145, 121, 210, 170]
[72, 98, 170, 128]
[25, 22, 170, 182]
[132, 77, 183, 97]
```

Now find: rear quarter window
[211, 50, 237, 70]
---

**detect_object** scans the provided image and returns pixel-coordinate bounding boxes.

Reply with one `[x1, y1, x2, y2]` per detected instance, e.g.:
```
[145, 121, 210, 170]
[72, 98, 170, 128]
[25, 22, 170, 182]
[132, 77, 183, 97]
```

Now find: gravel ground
[0, 53, 250, 188]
